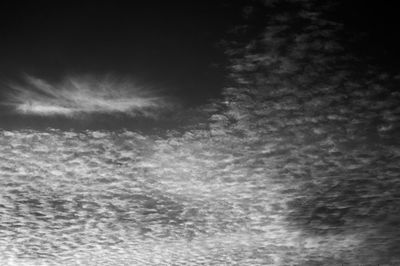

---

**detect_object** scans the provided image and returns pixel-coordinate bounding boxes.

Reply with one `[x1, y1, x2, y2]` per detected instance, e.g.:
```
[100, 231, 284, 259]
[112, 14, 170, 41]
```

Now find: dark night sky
[331, 1, 400, 70]
[0, 1, 399, 131]
[0, 1, 250, 102]
[1, 1, 399, 86]
[0, 1, 263, 131]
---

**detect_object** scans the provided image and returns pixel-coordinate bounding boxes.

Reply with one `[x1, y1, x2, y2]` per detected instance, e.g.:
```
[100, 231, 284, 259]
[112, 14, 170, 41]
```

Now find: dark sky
[1, 1, 399, 89]
[0, 1, 267, 131]
[0, 1, 253, 102]
[0, 1, 399, 131]
[330, 1, 400, 71]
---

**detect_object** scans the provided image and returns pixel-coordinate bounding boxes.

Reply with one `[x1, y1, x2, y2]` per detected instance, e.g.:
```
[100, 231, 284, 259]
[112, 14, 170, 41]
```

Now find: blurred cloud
[2, 74, 171, 117]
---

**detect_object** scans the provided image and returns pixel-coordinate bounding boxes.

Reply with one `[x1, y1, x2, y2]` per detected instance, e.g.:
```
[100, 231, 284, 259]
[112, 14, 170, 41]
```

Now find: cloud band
[3, 74, 170, 117]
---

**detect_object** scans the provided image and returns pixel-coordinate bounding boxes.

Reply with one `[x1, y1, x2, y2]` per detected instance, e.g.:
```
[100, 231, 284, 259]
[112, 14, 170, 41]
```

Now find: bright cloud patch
[4, 75, 170, 117]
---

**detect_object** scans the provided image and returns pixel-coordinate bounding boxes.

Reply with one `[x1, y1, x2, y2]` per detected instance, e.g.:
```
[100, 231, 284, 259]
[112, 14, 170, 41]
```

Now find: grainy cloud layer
[4, 75, 170, 117]
[1, 1, 400, 265]
[0, 129, 365, 265]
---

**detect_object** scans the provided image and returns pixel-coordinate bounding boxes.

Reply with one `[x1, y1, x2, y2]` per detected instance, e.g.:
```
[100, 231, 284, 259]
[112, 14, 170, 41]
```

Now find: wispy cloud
[3, 74, 171, 117]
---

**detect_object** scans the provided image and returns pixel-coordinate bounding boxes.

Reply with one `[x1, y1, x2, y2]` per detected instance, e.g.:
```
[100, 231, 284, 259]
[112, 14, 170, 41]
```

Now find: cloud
[3, 74, 171, 117]
[0, 128, 366, 265]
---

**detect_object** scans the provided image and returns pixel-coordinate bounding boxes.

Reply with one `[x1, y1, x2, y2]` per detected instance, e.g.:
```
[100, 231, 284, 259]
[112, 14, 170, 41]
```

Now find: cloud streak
[3, 74, 171, 117]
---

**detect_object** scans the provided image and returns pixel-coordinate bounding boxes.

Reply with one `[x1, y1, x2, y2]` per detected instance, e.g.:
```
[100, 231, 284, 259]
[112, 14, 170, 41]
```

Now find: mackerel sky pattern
[0, 0, 400, 265]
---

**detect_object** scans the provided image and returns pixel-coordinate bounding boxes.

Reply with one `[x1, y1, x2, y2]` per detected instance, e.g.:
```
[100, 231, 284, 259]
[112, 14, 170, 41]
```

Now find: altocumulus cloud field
[1, 0, 400, 265]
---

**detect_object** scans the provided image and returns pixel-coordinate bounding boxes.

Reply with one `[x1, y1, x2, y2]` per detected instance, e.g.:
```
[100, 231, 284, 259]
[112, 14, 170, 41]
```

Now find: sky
[0, 1, 400, 264]
[331, 1, 400, 69]
[0, 1, 260, 131]
[1, 1, 398, 131]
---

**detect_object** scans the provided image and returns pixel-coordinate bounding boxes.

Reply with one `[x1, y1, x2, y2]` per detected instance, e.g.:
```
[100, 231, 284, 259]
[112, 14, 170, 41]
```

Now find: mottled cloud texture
[3, 75, 170, 117]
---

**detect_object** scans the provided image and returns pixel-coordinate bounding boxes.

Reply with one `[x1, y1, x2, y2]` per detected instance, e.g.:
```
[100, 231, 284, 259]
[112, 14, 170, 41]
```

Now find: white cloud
[3, 74, 171, 117]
